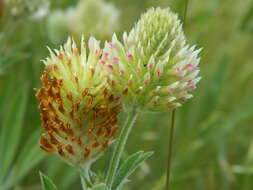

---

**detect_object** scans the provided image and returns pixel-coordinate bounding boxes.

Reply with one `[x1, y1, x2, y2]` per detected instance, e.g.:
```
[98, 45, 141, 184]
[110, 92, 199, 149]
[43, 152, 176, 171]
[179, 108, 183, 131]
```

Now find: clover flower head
[47, 0, 120, 44]
[36, 37, 121, 168]
[100, 7, 202, 112]
[67, 0, 120, 40]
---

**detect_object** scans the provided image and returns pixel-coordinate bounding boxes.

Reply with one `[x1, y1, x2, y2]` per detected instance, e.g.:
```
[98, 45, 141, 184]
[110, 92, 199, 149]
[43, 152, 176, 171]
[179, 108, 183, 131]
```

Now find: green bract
[101, 7, 202, 112]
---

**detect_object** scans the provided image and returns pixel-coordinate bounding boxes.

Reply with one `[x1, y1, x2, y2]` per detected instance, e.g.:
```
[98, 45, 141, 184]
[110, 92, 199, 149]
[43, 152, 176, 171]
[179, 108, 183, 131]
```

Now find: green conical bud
[101, 7, 202, 112]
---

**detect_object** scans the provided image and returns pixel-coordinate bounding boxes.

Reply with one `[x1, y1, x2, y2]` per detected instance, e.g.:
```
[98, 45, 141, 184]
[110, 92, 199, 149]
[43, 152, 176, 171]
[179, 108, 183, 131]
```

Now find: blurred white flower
[31, 0, 49, 19]
[7, 0, 49, 19]
[47, 10, 68, 44]
[47, 0, 120, 44]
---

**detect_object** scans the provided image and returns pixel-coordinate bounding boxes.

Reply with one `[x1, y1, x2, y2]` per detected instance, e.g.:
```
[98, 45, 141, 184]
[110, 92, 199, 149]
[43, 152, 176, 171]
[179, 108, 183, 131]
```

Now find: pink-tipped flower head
[100, 7, 202, 112]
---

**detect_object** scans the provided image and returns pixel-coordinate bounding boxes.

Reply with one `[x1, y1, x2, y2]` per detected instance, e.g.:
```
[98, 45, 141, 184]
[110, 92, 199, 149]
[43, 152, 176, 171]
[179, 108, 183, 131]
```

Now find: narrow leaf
[241, 2, 253, 32]
[2, 129, 46, 189]
[0, 84, 28, 183]
[90, 183, 109, 190]
[0, 40, 30, 68]
[39, 172, 58, 190]
[112, 151, 153, 190]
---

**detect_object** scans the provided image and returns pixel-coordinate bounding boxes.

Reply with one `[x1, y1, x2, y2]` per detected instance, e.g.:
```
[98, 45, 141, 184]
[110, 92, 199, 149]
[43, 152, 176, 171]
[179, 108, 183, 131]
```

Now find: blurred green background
[0, 0, 253, 189]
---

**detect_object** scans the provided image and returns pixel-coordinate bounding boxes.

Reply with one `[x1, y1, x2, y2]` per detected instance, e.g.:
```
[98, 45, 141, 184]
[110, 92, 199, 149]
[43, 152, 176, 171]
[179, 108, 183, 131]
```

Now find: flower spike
[101, 7, 202, 112]
[36, 37, 121, 168]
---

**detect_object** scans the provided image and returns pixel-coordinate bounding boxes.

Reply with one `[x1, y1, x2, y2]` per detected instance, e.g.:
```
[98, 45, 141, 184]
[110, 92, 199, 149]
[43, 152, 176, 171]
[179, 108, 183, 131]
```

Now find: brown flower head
[35, 37, 121, 168]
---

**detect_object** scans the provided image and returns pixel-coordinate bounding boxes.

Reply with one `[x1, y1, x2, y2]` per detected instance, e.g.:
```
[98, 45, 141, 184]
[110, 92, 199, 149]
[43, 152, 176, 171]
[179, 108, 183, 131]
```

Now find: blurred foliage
[0, 0, 253, 190]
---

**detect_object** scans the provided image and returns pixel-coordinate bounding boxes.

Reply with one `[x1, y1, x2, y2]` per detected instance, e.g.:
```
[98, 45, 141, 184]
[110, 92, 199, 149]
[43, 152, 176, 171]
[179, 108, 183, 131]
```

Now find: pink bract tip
[109, 43, 115, 49]
[99, 60, 105, 65]
[148, 63, 154, 69]
[104, 52, 109, 58]
[112, 57, 119, 64]
[156, 71, 162, 77]
[95, 49, 101, 58]
[108, 64, 114, 71]
[127, 54, 133, 61]
[186, 64, 198, 71]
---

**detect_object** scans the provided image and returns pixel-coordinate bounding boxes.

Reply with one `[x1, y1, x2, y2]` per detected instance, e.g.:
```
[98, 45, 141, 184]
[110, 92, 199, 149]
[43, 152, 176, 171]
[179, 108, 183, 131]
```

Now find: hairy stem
[166, 110, 176, 190]
[106, 109, 139, 189]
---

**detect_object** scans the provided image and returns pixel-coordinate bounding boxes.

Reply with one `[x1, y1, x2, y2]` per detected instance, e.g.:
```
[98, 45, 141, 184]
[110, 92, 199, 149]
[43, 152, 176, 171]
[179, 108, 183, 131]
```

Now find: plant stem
[183, 0, 189, 28]
[166, 110, 176, 190]
[165, 1, 189, 189]
[80, 167, 91, 190]
[106, 109, 139, 189]
[80, 174, 88, 190]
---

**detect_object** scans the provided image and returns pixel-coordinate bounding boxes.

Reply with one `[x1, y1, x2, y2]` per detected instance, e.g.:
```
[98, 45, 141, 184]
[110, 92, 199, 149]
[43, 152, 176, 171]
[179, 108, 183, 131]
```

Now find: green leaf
[112, 151, 153, 190]
[241, 2, 253, 32]
[0, 40, 30, 69]
[39, 172, 58, 190]
[46, 158, 78, 190]
[0, 84, 28, 183]
[1, 129, 46, 189]
[0, 77, 15, 115]
[89, 183, 109, 190]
